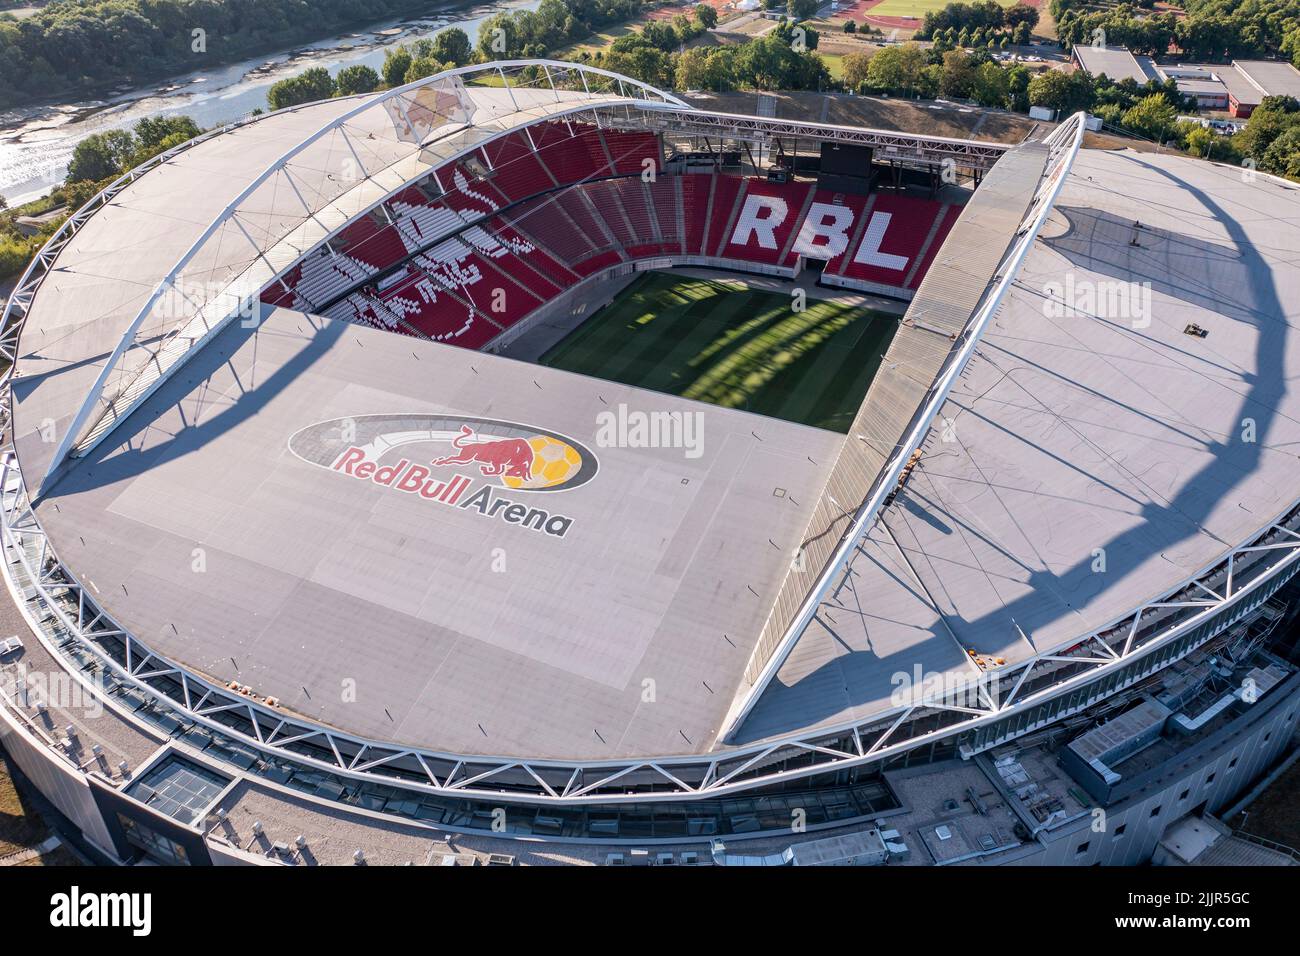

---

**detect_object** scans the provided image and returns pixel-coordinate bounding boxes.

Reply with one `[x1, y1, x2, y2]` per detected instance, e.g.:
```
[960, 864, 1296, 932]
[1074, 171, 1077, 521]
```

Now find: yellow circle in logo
[501, 435, 583, 490]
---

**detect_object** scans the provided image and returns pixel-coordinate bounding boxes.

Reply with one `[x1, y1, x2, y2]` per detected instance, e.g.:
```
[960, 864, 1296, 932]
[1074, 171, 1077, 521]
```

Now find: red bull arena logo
[288, 414, 598, 538]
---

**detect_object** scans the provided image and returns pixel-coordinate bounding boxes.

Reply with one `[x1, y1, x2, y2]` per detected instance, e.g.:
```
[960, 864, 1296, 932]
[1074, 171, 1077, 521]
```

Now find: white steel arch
[38, 60, 689, 491]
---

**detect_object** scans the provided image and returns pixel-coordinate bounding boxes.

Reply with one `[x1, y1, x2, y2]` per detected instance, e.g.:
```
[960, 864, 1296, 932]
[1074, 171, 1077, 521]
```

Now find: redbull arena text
[332, 446, 575, 538]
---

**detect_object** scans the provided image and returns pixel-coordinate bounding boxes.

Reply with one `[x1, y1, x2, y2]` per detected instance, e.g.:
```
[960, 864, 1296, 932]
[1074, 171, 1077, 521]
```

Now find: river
[0, 0, 541, 206]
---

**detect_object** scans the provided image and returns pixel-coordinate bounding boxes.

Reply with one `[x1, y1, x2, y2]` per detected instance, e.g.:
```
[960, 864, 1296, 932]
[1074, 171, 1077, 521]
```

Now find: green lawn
[539, 272, 899, 433]
[857, 0, 1019, 17]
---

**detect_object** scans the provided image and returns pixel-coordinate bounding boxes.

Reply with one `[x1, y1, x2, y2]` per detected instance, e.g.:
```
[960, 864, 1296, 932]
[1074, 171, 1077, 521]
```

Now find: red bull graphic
[432, 424, 535, 482]
[288, 414, 598, 539]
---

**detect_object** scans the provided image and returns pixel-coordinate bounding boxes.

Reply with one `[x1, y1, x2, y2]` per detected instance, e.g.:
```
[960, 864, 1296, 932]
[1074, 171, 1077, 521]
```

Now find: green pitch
[539, 272, 899, 433]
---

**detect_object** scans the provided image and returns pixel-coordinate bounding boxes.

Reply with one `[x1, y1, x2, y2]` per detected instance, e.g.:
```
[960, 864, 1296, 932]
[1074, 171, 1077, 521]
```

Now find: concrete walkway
[0, 833, 61, 866]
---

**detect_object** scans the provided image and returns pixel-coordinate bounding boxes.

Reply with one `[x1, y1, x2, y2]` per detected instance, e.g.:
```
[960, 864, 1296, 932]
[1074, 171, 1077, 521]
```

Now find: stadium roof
[7, 60, 1300, 778]
[742, 148, 1300, 741]
[23, 305, 840, 759]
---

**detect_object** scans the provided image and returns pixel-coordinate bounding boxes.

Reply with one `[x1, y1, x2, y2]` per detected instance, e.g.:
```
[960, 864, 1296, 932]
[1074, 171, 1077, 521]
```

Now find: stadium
[1, 60, 1299, 866]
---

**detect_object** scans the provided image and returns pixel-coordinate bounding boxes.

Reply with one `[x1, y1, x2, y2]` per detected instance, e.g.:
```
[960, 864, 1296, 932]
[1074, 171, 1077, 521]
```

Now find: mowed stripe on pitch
[540, 271, 898, 432]
[605, 281, 748, 388]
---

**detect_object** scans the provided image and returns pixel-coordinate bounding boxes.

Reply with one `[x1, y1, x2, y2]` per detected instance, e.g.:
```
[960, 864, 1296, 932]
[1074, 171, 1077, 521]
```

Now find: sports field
[539, 272, 899, 433]
[832, 0, 1022, 21]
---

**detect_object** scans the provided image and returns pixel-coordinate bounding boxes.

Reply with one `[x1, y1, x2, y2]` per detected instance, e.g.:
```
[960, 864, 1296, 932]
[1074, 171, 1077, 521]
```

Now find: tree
[1004, 3, 1039, 31]
[1007, 64, 1031, 111]
[1283, 27, 1300, 71]
[1235, 103, 1300, 161]
[971, 60, 1010, 107]
[604, 39, 674, 88]
[730, 32, 829, 90]
[866, 42, 928, 95]
[844, 19, 857, 34]
[695, 4, 719, 30]
[1027, 70, 1068, 110]
[642, 20, 680, 51]
[130, 116, 200, 165]
[1261, 126, 1300, 178]
[335, 64, 380, 96]
[1122, 93, 1178, 142]
[267, 67, 335, 111]
[476, 12, 518, 60]
[788, 0, 821, 18]
[774, 17, 820, 51]
[404, 57, 443, 85]
[67, 129, 135, 183]
[133, 116, 200, 152]
[940, 49, 977, 98]
[842, 50, 872, 90]
[383, 49, 412, 88]
[676, 47, 709, 90]
[1259, 95, 1300, 114]
[432, 28, 473, 67]
[1182, 123, 1216, 158]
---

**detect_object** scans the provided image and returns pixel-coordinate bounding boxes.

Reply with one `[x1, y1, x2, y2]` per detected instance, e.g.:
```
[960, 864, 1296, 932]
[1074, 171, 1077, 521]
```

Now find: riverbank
[0, 0, 540, 205]
[0, 0, 473, 114]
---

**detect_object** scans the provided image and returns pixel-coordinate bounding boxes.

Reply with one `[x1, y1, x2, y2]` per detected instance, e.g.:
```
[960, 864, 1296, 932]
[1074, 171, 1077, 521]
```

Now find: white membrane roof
[739, 149, 1300, 742]
[20, 306, 841, 759]
[10, 74, 1300, 763]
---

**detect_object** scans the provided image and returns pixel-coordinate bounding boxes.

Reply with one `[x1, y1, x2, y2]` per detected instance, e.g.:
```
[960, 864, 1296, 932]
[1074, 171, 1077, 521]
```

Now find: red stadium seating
[264, 122, 965, 356]
[480, 132, 555, 204]
[907, 202, 961, 290]
[335, 215, 409, 272]
[505, 194, 599, 268]
[434, 162, 507, 217]
[650, 178, 682, 255]
[808, 192, 870, 274]
[457, 253, 544, 324]
[840, 193, 945, 287]
[717, 179, 813, 266]
[488, 220, 577, 293]
[603, 128, 661, 176]
[586, 180, 636, 250]
[680, 176, 712, 255]
[538, 123, 611, 185]
[261, 262, 301, 308]
[704, 175, 744, 257]
[557, 189, 622, 260]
